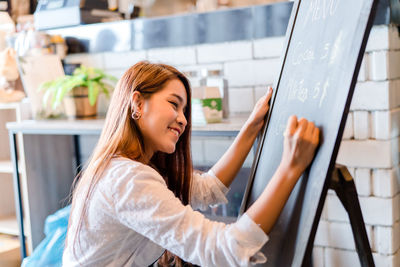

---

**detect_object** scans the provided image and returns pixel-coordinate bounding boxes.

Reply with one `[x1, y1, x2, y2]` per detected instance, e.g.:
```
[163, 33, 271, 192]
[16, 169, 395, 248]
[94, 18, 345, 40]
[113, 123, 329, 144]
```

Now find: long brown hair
[67, 61, 193, 266]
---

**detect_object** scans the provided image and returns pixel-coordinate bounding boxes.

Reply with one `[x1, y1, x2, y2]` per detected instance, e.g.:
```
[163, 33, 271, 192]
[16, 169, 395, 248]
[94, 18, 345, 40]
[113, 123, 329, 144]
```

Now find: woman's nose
[177, 111, 187, 127]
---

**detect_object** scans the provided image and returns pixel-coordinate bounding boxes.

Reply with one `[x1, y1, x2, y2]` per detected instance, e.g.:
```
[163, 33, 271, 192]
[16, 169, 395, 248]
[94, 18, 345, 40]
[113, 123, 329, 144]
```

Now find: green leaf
[88, 81, 100, 106]
[42, 88, 53, 108]
[99, 83, 110, 98]
[53, 79, 70, 109]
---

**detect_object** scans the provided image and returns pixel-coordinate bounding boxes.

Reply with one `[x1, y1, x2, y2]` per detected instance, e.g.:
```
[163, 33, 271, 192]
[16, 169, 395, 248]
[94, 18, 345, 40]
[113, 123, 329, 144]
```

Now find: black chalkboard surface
[241, 0, 378, 266]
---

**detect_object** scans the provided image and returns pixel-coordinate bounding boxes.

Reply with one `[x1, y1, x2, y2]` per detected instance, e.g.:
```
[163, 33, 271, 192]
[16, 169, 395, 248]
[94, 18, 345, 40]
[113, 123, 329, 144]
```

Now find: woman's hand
[245, 87, 273, 133]
[246, 115, 320, 233]
[279, 115, 320, 178]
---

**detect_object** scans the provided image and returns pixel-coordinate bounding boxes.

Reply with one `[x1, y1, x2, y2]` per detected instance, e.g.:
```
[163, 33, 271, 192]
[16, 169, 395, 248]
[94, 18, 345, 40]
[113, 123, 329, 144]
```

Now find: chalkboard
[240, 0, 378, 266]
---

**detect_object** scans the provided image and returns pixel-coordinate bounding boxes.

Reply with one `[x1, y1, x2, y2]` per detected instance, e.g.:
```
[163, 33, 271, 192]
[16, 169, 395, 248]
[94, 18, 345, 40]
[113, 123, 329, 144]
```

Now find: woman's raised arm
[211, 87, 273, 187]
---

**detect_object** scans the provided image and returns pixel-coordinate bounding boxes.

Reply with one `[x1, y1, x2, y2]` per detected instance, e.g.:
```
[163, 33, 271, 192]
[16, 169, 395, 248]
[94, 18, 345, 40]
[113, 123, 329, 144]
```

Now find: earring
[132, 110, 141, 120]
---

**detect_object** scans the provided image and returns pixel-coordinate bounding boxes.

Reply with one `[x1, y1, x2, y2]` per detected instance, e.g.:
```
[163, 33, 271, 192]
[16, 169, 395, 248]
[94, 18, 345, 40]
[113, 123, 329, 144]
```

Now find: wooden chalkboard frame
[240, 0, 379, 266]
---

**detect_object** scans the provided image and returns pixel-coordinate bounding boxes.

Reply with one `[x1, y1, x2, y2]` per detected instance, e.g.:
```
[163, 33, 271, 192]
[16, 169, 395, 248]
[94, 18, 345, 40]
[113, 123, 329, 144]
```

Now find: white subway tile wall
[351, 81, 391, 111]
[354, 168, 372, 196]
[224, 58, 280, 87]
[359, 195, 398, 226]
[191, 139, 205, 166]
[372, 167, 400, 198]
[103, 69, 126, 81]
[372, 109, 400, 140]
[324, 248, 360, 267]
[315, 220, 373, 250]
[337, 139, 395, 168]
[148, 46, 197, 66]
[389, 26, 400, 50]
[202, 137, 233, 165]
[343, 111, 354, 139]
[64, 24, 400, 267]
[366, 25, 390, 52]
[373, 252, 400, 267]
[357, 55, 369, 82]
[353, 111, 370, 140]
[312, 247, 325, 267]
[375, 222, 400, 254]
[197, 41, 252, 63]
[64, 53, 104, 69]
[103, 50, 147, 69]
[253, 36, 286, 59]
[325, 193, 350, 223]
[369, 51, 388, 81]
[228, 87, 255, 113]
[388, 51, 400, 80]
[178, 63, 224, 75]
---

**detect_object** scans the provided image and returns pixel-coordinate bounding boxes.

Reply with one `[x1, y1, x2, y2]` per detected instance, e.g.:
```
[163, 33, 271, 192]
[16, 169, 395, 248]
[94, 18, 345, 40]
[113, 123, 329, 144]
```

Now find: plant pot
[63, 86, 97, 118]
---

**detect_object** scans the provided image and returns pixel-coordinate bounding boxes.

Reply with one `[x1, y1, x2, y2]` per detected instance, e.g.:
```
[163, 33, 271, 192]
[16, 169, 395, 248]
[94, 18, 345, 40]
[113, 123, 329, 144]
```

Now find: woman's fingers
[304, 120, 316, 143]
[258, 86, 273, 111]
[287, 117, 318, 144]
[294, 117, 307, 138]
[312, 126, 320, 145]
[280, 115, 320, 175]
[266, 86, 273, 102]
[284, 115, 298, 137]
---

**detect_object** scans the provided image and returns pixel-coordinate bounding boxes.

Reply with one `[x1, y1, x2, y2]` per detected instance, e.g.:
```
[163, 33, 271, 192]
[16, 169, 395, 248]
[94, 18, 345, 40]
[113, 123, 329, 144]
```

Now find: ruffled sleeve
[190, 169, 229, 210]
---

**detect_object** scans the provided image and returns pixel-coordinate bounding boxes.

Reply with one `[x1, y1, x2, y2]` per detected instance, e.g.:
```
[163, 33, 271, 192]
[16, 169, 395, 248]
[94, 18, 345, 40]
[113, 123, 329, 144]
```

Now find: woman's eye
[169, 101, 178, 108]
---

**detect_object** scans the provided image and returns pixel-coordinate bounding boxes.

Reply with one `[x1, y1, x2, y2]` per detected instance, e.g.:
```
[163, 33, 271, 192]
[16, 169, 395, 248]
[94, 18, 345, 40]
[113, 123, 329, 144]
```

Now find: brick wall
[324, 25, 400, 267]
[65, 24, 400, 267]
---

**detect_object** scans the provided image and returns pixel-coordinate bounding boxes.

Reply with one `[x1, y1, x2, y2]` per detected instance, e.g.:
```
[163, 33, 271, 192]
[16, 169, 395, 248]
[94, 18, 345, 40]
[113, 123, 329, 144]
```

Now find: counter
[6, 115, 248, 135]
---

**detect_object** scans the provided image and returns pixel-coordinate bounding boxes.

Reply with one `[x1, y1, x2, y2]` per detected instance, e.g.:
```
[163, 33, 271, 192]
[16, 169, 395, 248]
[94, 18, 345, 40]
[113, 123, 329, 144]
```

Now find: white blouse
[62, 157, 268, 267]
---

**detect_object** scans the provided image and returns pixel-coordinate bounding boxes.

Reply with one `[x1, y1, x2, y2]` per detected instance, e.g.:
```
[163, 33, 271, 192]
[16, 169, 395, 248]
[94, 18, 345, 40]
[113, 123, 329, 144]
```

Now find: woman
[63, 61, 319, 266]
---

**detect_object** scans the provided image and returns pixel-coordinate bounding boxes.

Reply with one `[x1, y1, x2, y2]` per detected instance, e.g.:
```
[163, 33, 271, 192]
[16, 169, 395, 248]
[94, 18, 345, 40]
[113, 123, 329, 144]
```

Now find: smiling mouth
[168, 127, 180, 137]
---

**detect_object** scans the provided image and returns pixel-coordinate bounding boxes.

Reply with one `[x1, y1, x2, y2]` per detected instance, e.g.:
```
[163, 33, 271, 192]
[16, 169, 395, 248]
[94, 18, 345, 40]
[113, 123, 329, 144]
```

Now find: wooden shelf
[0, 233, 20, 264]
[0, 215, 18, 236]
[0, 102, 20, 110]
[0, 100, 31, 256]
[0, 161, 13, 174]
[0, 160, 23, 174]
[0, 215, 30, 238]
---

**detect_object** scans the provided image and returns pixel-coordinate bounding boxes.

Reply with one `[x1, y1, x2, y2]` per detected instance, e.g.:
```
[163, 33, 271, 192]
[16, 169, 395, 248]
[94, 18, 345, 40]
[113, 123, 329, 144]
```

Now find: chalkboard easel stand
[302, 165, 375, 267]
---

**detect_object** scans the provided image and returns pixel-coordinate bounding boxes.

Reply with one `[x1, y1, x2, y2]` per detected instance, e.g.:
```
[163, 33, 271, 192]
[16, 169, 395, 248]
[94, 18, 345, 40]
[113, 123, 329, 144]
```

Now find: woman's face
[137, 79, 188, 159]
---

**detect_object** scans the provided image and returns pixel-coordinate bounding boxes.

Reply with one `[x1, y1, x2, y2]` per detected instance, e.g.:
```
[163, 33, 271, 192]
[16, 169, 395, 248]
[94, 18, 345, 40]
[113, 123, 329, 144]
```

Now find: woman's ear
[131, 91, 143, 112]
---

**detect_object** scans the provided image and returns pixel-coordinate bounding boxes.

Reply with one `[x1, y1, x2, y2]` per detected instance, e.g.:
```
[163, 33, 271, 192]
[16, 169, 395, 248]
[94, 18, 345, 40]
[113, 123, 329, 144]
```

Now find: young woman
[63, 61, 319, 267]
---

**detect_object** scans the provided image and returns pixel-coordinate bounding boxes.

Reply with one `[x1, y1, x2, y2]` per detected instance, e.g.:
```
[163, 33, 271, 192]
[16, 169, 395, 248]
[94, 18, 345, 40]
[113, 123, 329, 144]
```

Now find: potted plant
[40, 65, 117, 118]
